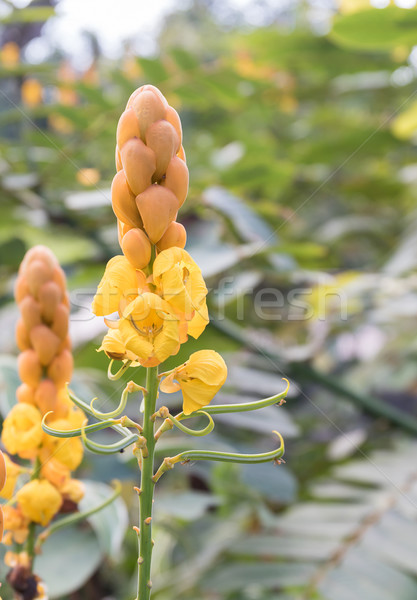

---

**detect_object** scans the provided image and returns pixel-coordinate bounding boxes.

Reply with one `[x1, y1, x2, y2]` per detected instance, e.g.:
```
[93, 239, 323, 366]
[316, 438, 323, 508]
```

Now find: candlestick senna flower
[160, 350, 228, 415]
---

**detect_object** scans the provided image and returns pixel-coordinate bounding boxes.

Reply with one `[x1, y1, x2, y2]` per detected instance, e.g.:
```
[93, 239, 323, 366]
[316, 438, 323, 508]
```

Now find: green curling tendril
[167, 410, 214, 437]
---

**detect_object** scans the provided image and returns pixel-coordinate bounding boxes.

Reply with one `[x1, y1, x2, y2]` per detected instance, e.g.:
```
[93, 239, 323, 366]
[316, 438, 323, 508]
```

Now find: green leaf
[79, 480, 128, 559]
[0, 7, 55, 23]
[330, 7, 417, 51]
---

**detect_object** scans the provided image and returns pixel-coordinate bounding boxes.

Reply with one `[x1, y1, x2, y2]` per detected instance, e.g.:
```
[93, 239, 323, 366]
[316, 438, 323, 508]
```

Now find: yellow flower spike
[16, 480, 62, 527]
[160, 350, 228, 415]
[153, 247, 208, 324]
[1, 403, 43, 459]
[92, 255, 145, 316]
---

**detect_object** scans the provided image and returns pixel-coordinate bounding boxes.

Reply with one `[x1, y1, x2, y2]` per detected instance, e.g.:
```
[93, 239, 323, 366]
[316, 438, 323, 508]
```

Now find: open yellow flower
[115, 292, 181, 367]
[92, 255, 148, 316]
[17, 479, 62, 526]
[0, 455, 22, 500]
[3, 506, 30, 545]
[160, 350, 227, 415]
[153, 248, 208, 324]
[2, 404, 43, 459]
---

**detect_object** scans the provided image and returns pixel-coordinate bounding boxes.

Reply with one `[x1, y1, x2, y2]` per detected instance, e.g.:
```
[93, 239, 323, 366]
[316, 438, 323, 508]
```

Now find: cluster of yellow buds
[1, 246, 85, 548]
[92, 84, 227, 411]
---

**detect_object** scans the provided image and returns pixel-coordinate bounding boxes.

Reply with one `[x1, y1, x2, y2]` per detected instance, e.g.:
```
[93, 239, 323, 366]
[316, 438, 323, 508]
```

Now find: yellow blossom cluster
[1, 246, 85, 545]
[92, 84, 227, 413]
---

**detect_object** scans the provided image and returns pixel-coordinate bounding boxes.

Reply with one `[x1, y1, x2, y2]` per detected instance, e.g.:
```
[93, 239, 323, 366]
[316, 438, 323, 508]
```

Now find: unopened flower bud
[52, 303, 70, 340]
[136, 185, 179, 243]
[156, 221, 187, 251]
[34, 379, 58, 414]
[15, 319, 30, 352]
[121, 228, 152, 269]
[111, 170, 143, 228]
[47, 350, 73, 387]
[18, 350, 42, 387]
[38, 281, 62, 323]
[165, 106, 182, 152]
[19, 296, 41, 331]
[16, 383, 35, 405]
[121, 138, 156, 196]
[146, 119, 179, 181]
[24, 259, 54, 298]
[161, 156, 189, 207]
[116, 107, 141, 149]
[131, 89, 166, 141]
[30, 325, 61, 366]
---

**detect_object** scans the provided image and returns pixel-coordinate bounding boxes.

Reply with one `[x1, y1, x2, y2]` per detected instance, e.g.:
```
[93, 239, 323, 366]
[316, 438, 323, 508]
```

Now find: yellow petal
[187, 301, 209, 339]
[160, 372, 181, 393]
[92, 255, 141, 316]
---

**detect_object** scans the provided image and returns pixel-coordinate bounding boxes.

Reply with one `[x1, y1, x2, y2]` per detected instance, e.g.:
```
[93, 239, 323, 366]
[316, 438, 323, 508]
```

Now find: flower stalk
[41, 84, 289, 598]
[137, 365, 159, 599]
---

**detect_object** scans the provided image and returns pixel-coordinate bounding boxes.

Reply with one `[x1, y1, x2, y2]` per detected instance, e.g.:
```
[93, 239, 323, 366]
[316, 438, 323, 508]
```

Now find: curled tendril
[167, 411, 215, 437]
[66, 386, 129, 438]
[80, 420, 139, 454]
[108, 359, 132, 381]
[90, 381, 143, 420]
[204, 379, 290, 415]
[153, 431, 285, 482]
[41, 411, 117, 438]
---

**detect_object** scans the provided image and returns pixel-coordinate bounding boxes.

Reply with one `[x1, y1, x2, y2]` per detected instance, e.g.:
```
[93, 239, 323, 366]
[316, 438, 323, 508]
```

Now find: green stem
[137, 365, 158, 600]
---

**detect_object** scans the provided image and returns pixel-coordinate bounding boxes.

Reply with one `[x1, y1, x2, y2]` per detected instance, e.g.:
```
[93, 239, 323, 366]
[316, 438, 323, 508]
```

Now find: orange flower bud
[156, 221, 187, 251]
[18, 350, 42, 387]
[116, 107, 141, 149]
[24, 259, 54, 298]
[14, 275, 29, 303]
[161, 156, 189, 207]
[47, 350, 73, 387]
[0, 451, 6, 492]
[52, 265, 67, 293]
[52, 303, 70, 340]
[20, 245, 55, 275]
[142, 84, 169, 109]
[111, 170, 143, 228]
[121, 227, 152, 269]
[118, 220, 134, 247]
[30, 325, 61, 366]
[165, 106, 182, 152]
[115, 145, 122, 171]
[136, 185, 179, 243]
[34, 379, 58, 414]
[131, 89, 166, 141]
[19, 296, 41, 331]
[16, 383, 36, 405]
[38, 281, 62, 323]
[15, 319, 30, 351]
[120, 138, 156, 196]
[146, 119, 179, 181]
[178, 145, 186, 162]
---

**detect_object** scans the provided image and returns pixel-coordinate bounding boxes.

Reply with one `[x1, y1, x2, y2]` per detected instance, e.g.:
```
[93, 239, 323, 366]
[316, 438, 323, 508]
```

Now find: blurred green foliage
[2, 1, 417, 599]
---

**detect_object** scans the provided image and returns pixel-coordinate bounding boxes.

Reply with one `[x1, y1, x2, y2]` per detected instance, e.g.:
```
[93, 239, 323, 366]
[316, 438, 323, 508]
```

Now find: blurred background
[1, 0, 417, 598]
